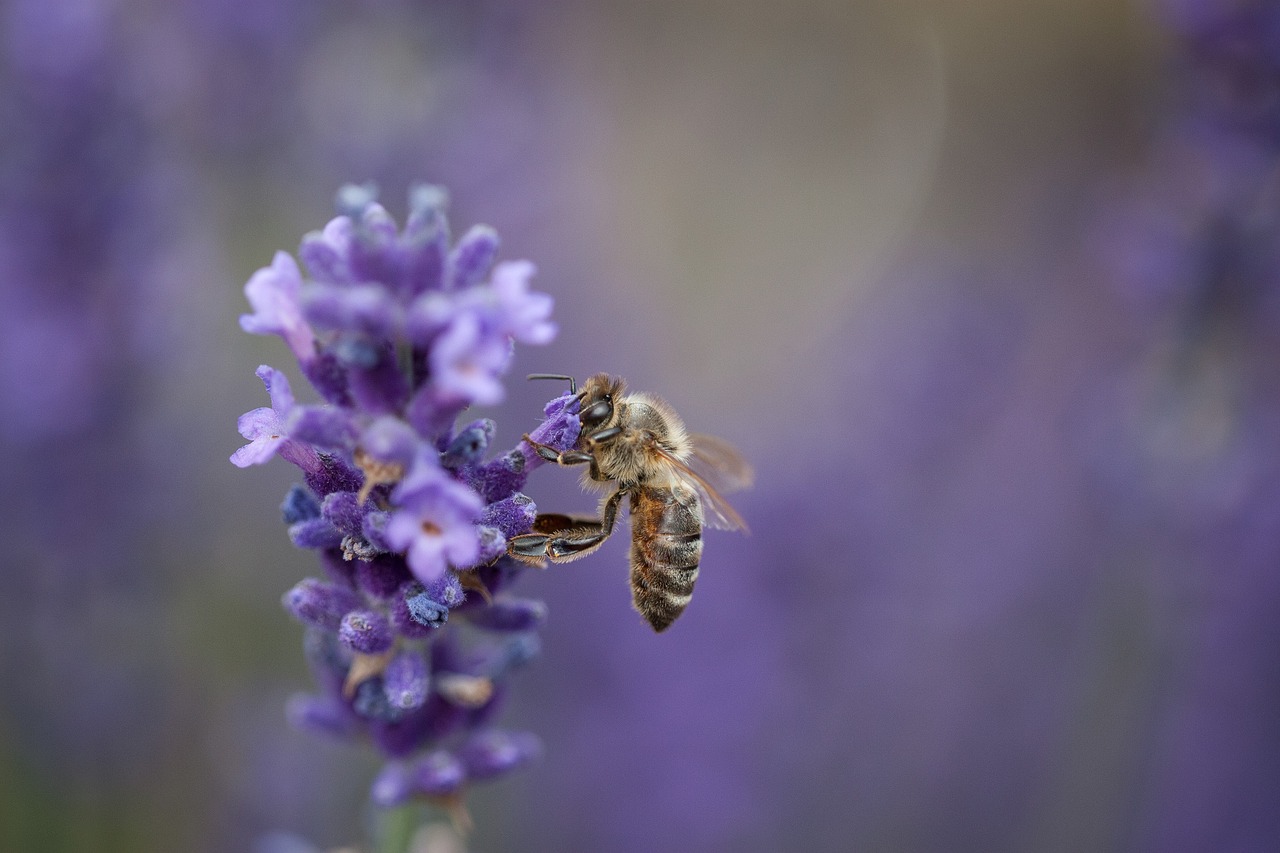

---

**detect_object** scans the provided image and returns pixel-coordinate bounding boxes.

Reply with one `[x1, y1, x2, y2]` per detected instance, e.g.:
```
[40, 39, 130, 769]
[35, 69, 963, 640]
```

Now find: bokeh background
[3, 0, 1279, 850]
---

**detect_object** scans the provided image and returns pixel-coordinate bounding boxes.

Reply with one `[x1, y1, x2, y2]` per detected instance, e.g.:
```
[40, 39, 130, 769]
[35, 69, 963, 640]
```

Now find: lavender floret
[441, 418, 496, 470]
[465, 599, 548, 633]
[405, 586, 450, 629]
[338, 609, 395, 654]
[233, 183, 580, 816]
[384, 650, 432, 712]
[287, 517, 344, 551]
[458, 730, 542, 780]
[283, 579, 363, 632]
[280, 485, 321, 525]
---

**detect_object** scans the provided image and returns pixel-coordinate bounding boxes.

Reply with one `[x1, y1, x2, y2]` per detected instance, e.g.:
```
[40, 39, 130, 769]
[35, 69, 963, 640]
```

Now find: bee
[507, 373, 753, 631]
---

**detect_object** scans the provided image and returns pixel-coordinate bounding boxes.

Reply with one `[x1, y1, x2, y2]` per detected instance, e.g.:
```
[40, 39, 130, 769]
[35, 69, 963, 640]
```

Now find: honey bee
[507, 373, 753, 631]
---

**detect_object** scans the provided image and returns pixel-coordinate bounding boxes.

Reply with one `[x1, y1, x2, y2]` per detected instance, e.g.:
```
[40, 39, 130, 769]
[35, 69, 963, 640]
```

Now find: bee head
[578, 373, 627, 434]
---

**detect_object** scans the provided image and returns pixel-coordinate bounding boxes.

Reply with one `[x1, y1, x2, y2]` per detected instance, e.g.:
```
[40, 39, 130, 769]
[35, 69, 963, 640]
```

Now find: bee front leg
[507, 488, 627, 564]
[523, 434, 593, 466]
[522, 433, 608, 481]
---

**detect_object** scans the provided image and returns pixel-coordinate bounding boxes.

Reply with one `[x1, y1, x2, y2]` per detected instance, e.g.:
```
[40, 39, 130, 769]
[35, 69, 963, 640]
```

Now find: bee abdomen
[629, 557, 700, 632]
[629, 487, 703, 632]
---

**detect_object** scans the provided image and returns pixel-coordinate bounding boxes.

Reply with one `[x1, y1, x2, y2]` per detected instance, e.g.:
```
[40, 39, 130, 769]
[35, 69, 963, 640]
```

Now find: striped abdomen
[628, 484, 703, 632]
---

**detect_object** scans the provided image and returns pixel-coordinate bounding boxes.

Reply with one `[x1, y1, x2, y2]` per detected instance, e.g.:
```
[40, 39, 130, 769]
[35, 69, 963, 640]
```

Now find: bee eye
[581, 399, 612, 428]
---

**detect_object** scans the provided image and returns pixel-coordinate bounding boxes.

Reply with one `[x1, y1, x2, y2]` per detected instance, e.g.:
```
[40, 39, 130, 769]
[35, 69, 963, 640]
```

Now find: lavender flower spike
[232, 183, 580, 820]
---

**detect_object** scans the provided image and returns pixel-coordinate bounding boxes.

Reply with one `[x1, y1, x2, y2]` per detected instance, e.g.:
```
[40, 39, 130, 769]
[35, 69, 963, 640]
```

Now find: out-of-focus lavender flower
[234, 183, 579, 815]
[0, 0, 191, 444]
[0, 3, 213, 836]
[1081, 5, 1280, 849]
[1093, 0, 1280, 318]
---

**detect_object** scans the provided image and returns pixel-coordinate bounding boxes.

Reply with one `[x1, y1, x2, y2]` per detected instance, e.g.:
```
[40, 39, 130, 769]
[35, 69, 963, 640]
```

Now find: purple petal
[520, 392, 582, 469]
[403, 191, 449, 295]
[469, 450, 527, 503]
[286, 405, 359, 450]
[256, 364, 296, 415]
[383, 650, 431, 711]
[321, 491, 368, 537]
[480, 493, 537, 539]
[348, 204, 406, 290]
[338, 609, 394, 654]
[430, 312, 510, 406]
[282, 578, 362, 631]
[346, 342, 409, 415]
[354, 555, 411, 601]
[490, 260, 556, 345]
[240, 252, 316, 361]
[370, 761, 415, 807]
[447, 224, 500, 291]
[298, 216, 354, 284]
[404, 291, 455, 343]
[412, 750, 467, 796]
[465, 598, 547, 633]
[457, 730, 541, 780]
[230, 431, 285, 468]
[288, 517, 345, 550]
[360, 416, 420, 467]
[300, 283, 400, 337]
[401, 526, 449, 581]
[235, 405, 281, 442]
[441, 419, 496, 470]
[285, 693, 359, 740]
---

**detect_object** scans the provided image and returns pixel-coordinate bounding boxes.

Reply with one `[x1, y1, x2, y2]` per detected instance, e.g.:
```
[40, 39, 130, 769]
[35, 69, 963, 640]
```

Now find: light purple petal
[256, 364, 295, 415]
[230, 434, 285, 468]
[405, 291, 455, 343]
[386, 454, 485, 581]
[443, 526, 481, 569]
[299, 216, 354, 284]
[393, 449, 450, 502]
[236, 405, 280, 441]
[383, 510, 423, 553]
[231, 367, 308, 468]
[240, 252, 316, 360]
[430, 312, 510, 406]
[491, 260, 556, 345]
[447, 224, 500, 291]
[301, 282, 401, 337]
[406, 535, 448, 581]
[360, 416, 420, 467]
[286, 405, 359, 450]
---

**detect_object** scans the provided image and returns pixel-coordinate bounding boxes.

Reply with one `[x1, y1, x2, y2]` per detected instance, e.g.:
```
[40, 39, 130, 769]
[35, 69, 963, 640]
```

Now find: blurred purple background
[3, 0, 1279, 851]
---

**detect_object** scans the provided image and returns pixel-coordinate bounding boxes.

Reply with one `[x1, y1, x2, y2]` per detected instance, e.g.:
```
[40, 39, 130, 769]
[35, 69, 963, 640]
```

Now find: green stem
[372, 804, 422, 853]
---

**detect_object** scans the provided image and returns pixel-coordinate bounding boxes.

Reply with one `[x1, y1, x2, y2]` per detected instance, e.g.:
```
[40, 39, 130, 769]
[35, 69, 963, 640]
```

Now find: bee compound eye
[581, 399, 612, 427]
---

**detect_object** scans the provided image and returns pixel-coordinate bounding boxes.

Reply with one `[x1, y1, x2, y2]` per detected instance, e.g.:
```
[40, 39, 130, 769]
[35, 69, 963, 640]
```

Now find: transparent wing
[653, 444, 750, 533]
[688, 433, 755, 494]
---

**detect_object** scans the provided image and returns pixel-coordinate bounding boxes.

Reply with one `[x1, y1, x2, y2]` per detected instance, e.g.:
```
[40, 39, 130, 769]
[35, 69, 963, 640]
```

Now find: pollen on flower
[233, 182, 581, 817]
[353, 447, 404, 504]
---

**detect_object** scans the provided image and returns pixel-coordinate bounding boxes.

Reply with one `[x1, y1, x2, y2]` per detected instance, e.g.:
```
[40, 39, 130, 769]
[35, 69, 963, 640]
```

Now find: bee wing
[652, 444, 750, 534]
[688, 433, 755, 494]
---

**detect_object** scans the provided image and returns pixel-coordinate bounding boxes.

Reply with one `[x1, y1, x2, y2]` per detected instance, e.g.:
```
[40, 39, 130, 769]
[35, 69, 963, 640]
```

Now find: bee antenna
[526, 373, 577, 395]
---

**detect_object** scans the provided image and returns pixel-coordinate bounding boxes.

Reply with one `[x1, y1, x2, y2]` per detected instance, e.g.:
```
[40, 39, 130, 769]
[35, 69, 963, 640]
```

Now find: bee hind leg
[507, 489, 627, 564]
